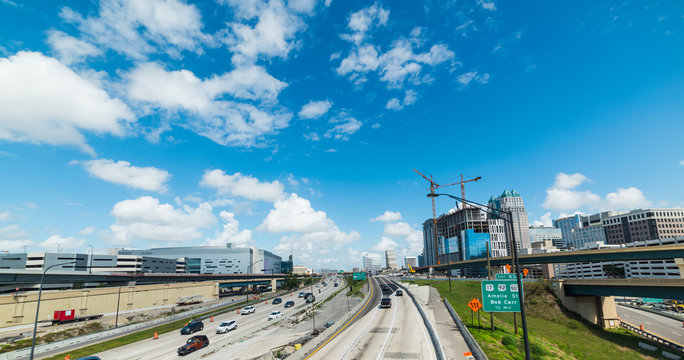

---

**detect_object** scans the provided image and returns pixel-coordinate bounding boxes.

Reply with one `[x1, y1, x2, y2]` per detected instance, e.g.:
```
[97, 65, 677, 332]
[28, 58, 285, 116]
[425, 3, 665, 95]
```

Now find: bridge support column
[552, 280, 620, 329]
[271, 278, 277, 293]
[675, 258, 684, 278]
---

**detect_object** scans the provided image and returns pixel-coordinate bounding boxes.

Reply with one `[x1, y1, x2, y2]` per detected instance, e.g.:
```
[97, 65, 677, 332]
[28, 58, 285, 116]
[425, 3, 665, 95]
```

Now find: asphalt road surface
[88, 277, 343, 360]
[617, 304, 684, 345]
[308, 276, 435, 360]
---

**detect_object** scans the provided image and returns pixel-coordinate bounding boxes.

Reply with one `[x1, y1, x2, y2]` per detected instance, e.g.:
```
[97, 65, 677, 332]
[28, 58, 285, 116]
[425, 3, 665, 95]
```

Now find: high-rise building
[417, 253, 426, 268]
[553, 214, 582, 249]
[489, 189, 531, 252]
[385, 249, 398, 269]
[362, 254, 382, 272]
[405, 256, 417, 269]
[529, 226, 563, 248]
[571, 225, 606, 249]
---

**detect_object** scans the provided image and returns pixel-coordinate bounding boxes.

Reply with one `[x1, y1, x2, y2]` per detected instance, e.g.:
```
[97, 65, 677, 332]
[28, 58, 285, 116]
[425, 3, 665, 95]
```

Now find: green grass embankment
[345, 276, 366, 299]
[408, 279, 671, 360]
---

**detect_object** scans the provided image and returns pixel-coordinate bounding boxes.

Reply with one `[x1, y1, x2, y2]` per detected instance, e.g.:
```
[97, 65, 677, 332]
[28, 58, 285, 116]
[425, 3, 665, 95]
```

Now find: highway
[307, 276, 435, 360]
[617, 304, 684, 346]
[88, 276, 344, 360]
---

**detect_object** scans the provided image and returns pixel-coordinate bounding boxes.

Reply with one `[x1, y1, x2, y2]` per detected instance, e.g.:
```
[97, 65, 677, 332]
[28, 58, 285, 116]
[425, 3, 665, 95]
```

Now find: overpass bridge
[419, 244, 684, 272]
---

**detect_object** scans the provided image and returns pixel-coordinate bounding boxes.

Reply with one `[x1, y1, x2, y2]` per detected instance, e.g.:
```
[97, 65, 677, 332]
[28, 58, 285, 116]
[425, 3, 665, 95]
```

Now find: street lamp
[30, 261, 77, 360]
[88, 245, 93, 274]
[246, 260, 263, 306]
[428, 192, 531, 360]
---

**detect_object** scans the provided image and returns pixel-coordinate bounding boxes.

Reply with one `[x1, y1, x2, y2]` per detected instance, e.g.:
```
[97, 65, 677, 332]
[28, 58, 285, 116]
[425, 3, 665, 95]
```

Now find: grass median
[407, 279, 671, 360]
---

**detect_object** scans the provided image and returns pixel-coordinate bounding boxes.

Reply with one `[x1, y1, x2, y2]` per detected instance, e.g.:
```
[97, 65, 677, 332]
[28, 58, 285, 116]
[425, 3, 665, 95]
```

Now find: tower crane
[413, 169, 482, 266]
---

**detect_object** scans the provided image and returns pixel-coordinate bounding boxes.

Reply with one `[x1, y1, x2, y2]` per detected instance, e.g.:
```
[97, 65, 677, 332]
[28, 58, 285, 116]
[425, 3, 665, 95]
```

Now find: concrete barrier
[443, 298, 488, 360]
[288, 280, 367, 360]
[392, 281, 445, 360]
[621, 320, 684, 355]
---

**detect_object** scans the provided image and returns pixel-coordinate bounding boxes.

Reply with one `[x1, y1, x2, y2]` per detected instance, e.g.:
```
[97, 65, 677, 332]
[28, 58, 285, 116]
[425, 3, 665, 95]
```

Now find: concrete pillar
[271, 278, 277, 293]
[551, 280, 620, 328]
[675, 258, 684, 279]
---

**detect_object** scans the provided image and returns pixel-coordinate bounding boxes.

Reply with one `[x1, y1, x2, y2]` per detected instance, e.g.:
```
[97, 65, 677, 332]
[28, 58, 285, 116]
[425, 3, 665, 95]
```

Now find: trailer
[51, 309, 103, 325]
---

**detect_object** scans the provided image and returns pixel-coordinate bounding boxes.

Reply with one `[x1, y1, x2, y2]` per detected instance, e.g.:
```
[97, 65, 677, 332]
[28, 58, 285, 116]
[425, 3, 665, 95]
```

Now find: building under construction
[422, 207, 508, 275]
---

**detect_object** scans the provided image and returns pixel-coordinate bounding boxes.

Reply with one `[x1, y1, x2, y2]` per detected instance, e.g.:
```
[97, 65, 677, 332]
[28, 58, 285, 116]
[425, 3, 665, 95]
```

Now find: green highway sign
[352, 272, 367, 280]
[481, 280, 521, 312]
[642, 297, 663, 304]
[495, 273, 519, 280]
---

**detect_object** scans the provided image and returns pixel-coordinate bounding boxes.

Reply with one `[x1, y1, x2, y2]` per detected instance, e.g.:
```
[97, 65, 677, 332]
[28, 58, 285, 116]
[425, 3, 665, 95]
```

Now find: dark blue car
[180, 320, 204, 335]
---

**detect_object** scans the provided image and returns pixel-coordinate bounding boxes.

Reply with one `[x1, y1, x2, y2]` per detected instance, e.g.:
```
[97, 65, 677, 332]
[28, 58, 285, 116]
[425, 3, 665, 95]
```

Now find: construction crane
[440, 174, 482, 210]
[413, 169, 482, 265]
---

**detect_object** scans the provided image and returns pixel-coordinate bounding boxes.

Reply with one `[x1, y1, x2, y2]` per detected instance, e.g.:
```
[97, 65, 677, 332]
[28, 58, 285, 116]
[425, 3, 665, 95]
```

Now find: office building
[405, 256, 417, 269]
[118, 244, 281, 274]
[601, 208, 684, 245]
[362, 254, 382, 273]
[489, 189, 531, 251]
[553, 214, 582, 249]
[571, 225, 606, 249]
[0, 252, 177, 273]
[417, 254, 426, 268]
[385, 249, 398, 269]
[529, 226, 563, 248]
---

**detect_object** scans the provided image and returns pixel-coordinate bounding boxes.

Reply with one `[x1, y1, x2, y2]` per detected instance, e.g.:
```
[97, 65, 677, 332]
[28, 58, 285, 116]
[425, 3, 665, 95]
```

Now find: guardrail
[443, 298, 488, 360]
[392, 281, 445, 360]
[620, 320, 684, 354]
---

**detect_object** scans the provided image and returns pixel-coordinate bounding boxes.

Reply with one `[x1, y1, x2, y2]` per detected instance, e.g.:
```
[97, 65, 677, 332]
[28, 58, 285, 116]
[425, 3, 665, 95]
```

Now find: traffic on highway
[89, 276, 345, 360]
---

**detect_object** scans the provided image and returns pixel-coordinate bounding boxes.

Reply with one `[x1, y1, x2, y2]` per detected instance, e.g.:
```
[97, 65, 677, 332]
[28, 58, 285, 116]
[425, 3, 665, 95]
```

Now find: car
[395, 289, 403, 296]
[334, 283, 338, 287]
[177, 335, 209, 356]
[75, 357, 101, 360]
[284, 301, 295, 308]
[268, 311, 283, 320]
[216, 320, 237, 334]
[241, 306, 255, 315]
[180, 320, 204, 335]
[380, 297, 392, 308]
[324, 321, 335, 328]
[272, 297, 282, 305]
[298, 292, 305, 298]
[305, 293, 316, 303]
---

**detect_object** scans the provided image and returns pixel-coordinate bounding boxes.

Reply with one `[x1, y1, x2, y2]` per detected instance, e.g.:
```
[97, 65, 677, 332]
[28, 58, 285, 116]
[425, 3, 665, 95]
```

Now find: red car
[178, 335, 209, 356]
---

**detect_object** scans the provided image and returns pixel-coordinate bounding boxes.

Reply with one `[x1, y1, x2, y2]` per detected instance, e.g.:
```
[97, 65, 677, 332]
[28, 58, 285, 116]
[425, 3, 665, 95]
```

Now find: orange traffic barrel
[153, 331, 158, 340]
[210, 316, 214, 322]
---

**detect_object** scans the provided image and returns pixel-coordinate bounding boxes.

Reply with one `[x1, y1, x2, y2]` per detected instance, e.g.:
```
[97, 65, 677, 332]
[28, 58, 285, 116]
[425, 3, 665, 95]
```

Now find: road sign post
[481, 280, 522, 312]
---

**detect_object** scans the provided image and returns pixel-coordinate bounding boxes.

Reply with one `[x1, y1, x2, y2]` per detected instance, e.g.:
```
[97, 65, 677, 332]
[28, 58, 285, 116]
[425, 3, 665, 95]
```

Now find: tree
[282, 273, 301, 289]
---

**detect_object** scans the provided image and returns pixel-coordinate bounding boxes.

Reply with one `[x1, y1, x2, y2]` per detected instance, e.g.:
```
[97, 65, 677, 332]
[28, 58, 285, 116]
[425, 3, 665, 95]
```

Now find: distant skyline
[0, 0, 683, 270]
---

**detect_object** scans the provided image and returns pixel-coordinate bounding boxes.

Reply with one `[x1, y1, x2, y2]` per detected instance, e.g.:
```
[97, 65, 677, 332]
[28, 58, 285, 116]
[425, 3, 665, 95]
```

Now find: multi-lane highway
[90, 276, 344, 360]
[308, 276, 436, 360]
[617, 304, 684, 345]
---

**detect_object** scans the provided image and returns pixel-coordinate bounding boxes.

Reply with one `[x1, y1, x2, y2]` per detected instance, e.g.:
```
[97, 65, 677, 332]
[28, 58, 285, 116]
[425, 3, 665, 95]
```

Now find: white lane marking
[673, 332, 682, 336]
[376, 282, 398, 360]
[339, 278, 380, 360]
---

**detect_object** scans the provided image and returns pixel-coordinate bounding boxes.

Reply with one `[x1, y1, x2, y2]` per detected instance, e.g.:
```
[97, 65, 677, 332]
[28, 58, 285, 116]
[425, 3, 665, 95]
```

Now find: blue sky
[0, 0, 683, 270]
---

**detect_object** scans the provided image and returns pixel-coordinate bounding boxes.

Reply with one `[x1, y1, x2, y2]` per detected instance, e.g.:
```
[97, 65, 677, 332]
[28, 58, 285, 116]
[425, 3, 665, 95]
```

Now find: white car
[241, 306, 255, 315]
[268, 311, 282, 320]
[216, 320, 237, 333]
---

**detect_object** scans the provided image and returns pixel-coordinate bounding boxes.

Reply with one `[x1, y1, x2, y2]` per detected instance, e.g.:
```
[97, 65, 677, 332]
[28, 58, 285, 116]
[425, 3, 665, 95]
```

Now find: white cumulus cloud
[532, 212, 552, 227]
[0, 224, 33, 252]
[203, 211, 253, 247]
[0, 51, 134, 155]
[370, 211, 402, 223]
[39, 234, 85, 252]
[60, 0, 210, 60]
[109, 196, 216, 245]
[125, 62, 291, 147]
[298, 100, 332, 119]
[372, 236, 398, 252]
[325, 113, 362, 140]
[200, 169, 285, 202]
[542, 172, 651, 212]
[46, 30, 102, 65]
[76, 158, 171, 192]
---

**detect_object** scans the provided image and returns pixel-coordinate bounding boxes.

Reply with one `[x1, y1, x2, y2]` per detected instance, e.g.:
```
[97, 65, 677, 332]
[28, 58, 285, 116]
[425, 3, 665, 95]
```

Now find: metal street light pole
[428, 193, 531, 360]
[246, 260, 263, 306]
[30, 260, 77, 360]
[88, 245, 93, 274]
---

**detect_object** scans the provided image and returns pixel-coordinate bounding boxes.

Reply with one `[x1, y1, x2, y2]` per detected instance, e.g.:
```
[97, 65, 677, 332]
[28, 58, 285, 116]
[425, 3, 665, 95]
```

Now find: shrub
[502, 334, 517, 348]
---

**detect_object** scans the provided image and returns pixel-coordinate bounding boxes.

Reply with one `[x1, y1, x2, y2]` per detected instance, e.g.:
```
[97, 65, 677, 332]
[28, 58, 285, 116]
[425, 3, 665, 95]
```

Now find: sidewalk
[403, 283, 472, 360]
